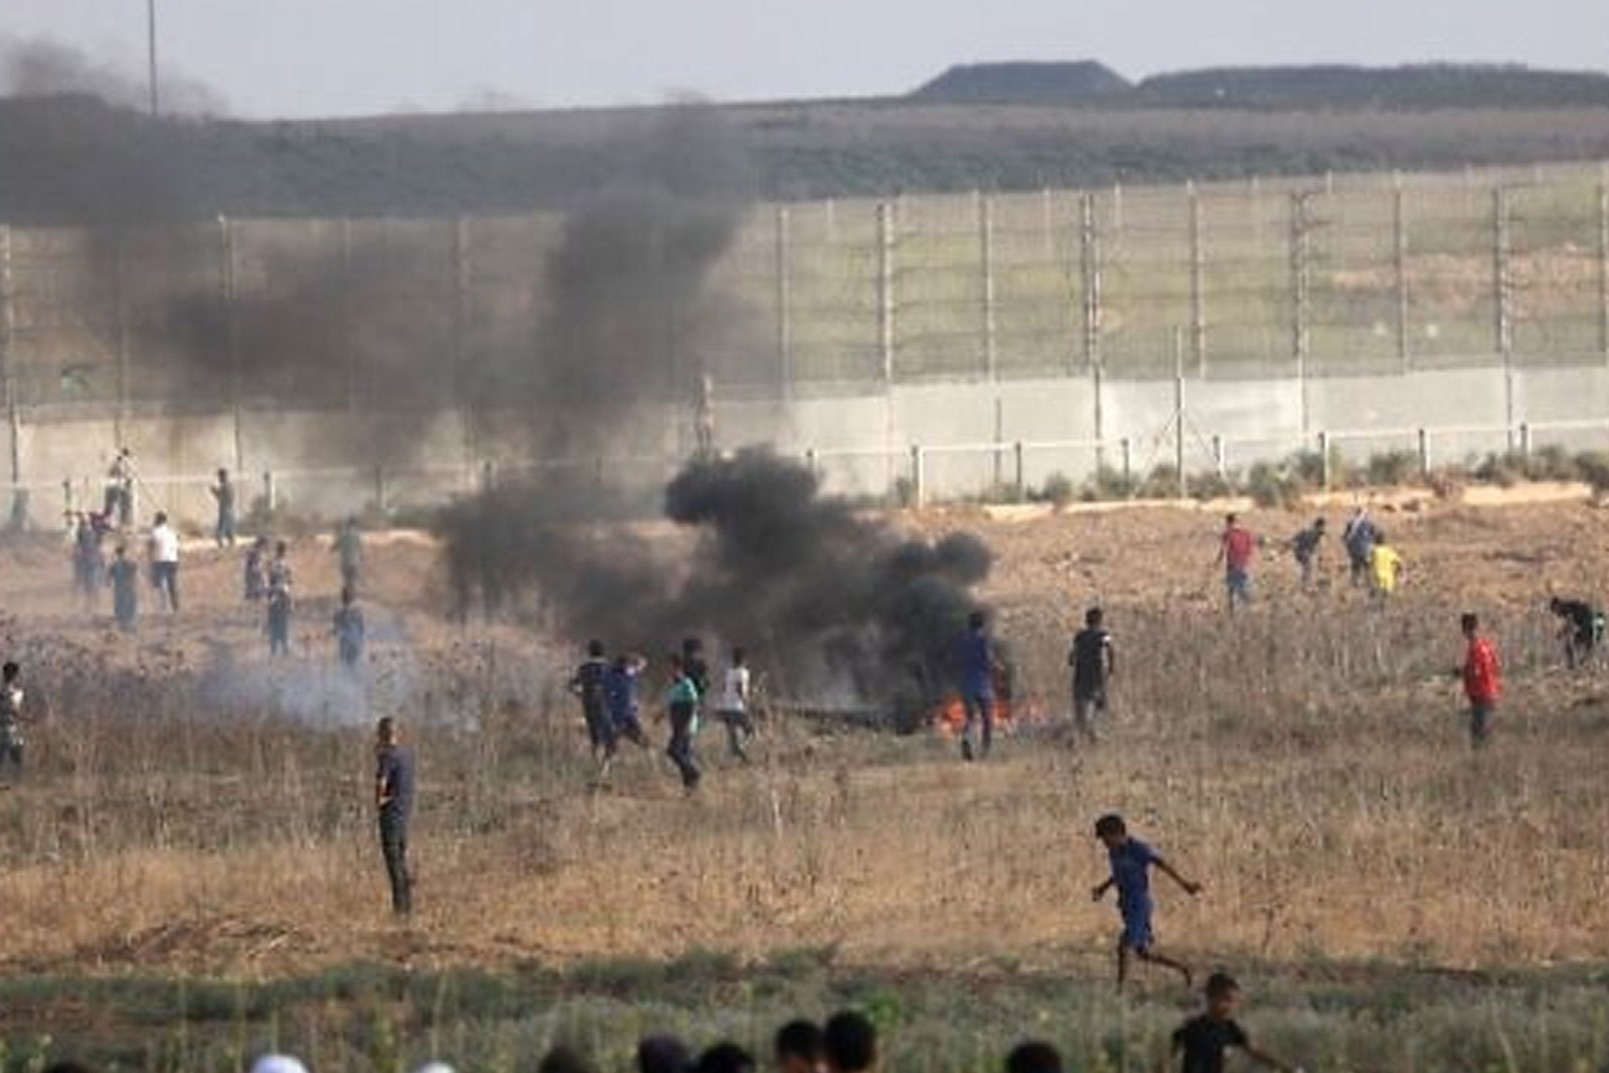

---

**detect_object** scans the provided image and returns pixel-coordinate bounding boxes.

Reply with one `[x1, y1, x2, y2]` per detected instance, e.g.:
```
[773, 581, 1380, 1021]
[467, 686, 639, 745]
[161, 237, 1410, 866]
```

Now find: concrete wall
[11, 362, 1609, 526]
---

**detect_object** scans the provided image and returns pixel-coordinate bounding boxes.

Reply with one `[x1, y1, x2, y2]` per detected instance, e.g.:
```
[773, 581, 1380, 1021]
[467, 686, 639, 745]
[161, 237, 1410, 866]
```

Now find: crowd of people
[62, 453, 369, 666]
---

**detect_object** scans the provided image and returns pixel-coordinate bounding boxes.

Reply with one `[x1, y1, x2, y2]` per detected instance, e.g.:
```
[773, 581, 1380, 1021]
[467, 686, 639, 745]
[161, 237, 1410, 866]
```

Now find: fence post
[1394, 180, 1411, 371]
[1417, 428, 1431, 476]
[1211, 434, 1227, 478]
[979, 192, 997, 381]
[1519, 422, 1533, 459]
[263, 470, 276, 514]
[219, 215, 247, 476]
[1080, 193, 1102, 372]
[1318, 431, 1332, 490]
[804, 448, 818, 480]
[0, 225, 19, 493]
[480, 459, 495, 492]
[1598, 167, 1608, 363]
[1120, 437, 1133, 492]
[909, 444, 925, 508]
[113, 229, 130, 443]
[374, 466, 387, 514]
[1494, 187, 1516, 449]
[1013, 441, 1025, 500]
[776, 204, 793, 397]
[877, 201, 896, 383]
[1189, 182, 1207, 376]
[62, 478, 73, 516]
[1291, 192, 1315, 433]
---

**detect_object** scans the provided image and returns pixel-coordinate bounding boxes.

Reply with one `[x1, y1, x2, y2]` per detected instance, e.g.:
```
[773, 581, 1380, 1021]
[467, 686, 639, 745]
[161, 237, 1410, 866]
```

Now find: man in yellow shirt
[1369, 531, 1404, 600]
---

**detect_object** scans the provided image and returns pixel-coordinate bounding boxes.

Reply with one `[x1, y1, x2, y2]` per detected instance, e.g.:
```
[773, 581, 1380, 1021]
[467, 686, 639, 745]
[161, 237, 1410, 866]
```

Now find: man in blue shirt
[1092, 813, 1201, 991]
[374, 717, 415, 917]
[954, 610, 1002, 762]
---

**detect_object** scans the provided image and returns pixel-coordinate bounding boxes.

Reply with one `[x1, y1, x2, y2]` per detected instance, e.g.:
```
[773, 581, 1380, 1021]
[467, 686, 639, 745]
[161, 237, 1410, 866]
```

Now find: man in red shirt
[1216, 513, 1257, 612]
[1460, 612, 1501, 748]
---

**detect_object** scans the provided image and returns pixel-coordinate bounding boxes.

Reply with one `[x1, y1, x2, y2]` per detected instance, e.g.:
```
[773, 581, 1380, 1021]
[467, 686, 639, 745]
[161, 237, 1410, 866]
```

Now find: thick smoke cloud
[1, 36, 227, 117]
[440, 449, 993, 714]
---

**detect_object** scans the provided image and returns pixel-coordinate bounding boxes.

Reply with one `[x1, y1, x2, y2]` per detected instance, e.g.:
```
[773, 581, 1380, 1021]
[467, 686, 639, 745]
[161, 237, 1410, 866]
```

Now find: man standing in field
[1068, 607, 1114, 745]
[210, 468, 237, 548]
[715, 645, 756, 763]
[1342, 507, 1376, 589]
[147, 512, 180, 612]
[1460, 613, 1501, 749]
[1215, 514, 1256, 612]
[663, 653, 702, 792]
[334, 518, 364, 594]
[955, 610, 1002, 761]
[108, 543, 139, 632]
[374, 716, 415, 916]
[333, 587, 366, 670]
[1091, 812, 1201, 991]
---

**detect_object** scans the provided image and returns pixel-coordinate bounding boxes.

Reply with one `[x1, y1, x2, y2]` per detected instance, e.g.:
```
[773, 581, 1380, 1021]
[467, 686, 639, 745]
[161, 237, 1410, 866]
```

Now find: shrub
[1138, 464, 1184, 499]
[1245, 460, 1305, 508]
[1084, 466, 1137, 502]
[1574, 451, 1609, 496]
[1365, 449, 1419, 487]
[1037, 472, 1075, 508]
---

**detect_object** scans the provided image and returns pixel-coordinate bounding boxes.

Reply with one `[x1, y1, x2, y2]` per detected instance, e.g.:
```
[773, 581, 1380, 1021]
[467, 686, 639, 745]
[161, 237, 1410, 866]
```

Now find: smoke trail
[1, 36, 227, 117]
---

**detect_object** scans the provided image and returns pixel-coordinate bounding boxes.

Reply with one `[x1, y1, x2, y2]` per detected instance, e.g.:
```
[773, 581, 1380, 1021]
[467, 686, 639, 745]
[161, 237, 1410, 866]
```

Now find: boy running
[1068, 607, 1114, 745]
[1091, 813, 1201, 990]
[1460, 613, 1501, 748]
[716, 646, 755, 762]
[1167, 973, 1301, 1073]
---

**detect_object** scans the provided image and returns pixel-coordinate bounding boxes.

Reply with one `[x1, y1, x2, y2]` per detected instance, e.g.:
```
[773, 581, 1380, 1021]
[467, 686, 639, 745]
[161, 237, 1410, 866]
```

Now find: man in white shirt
[716, 646, 755, 762]
[148, 511, 180, 612]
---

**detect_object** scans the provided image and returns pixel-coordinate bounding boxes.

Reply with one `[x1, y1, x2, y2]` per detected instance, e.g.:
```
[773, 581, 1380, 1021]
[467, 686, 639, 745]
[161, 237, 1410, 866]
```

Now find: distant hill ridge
[913, 61, 1609, 109]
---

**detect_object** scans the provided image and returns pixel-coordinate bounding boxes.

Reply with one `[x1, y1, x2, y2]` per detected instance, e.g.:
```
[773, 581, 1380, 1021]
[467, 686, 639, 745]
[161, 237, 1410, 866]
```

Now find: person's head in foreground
[823, 1011, 878, 1073]
[1094, 812, 1127, 850]
[774, 1019, 824, 1073]
[1005, 1041, 1063, 1073]
[1204, 971, 1241, 1018]
[1461, 612, 1480, 639]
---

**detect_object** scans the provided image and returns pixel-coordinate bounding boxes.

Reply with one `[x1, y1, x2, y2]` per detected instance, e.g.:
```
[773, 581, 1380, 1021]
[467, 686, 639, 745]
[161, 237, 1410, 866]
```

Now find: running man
[663, 653, 702, 791]
[1288, 518, 1325, 591]
[333, 519, 364, 594]
[1091, 813, 1201, 991]
[1549, 596, 1604, 670]
[1215, 514, 1256, 612]
[1166, 973, 1302, 1073]
[955, 610, 1002, 761]
[603, 652, 652, 758]
[1068, 607, 1114, 745]
[148, 512, 180, 612]
[1459, 612, 1502, 749]
[716, 646, 756, 762]
[569, 640, 614, 764]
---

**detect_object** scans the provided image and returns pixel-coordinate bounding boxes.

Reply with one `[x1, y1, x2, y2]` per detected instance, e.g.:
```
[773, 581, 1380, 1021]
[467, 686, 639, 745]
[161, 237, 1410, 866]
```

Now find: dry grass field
[1, 495, 1608, 1070]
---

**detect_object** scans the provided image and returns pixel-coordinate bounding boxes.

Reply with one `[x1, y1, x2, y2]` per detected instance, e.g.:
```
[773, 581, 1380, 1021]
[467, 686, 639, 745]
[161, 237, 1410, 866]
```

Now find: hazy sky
[5, 0, 1609, 119]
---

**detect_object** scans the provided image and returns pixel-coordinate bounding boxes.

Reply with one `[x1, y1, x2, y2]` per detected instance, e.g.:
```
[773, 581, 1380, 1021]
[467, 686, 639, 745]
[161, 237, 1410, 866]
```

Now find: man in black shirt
[1289, 518, 1325, 591]
[1550, 596, 1604, 669]
[1169, 973, 1298, 1073]
[682, 637, 711, 698]
[374, 717, 415, 917]
[569, 640, 614, 764]
[1068, 607, 1114, 745]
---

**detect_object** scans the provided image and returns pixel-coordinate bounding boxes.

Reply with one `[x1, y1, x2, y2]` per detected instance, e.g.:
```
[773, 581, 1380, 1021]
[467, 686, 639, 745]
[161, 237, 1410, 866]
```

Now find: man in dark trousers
[1549, 596, 1604, 670]
[374, 717, 415, 916]
[1069, 607, 1115, 745]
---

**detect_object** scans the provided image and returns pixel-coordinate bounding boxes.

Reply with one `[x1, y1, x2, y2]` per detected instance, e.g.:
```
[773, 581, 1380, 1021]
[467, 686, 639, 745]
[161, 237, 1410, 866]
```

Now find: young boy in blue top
[1092, 813, 1201, 991]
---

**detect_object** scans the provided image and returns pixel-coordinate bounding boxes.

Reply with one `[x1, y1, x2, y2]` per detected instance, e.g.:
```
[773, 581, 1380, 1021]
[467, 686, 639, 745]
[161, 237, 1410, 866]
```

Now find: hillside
[7, 63, 1609, 222]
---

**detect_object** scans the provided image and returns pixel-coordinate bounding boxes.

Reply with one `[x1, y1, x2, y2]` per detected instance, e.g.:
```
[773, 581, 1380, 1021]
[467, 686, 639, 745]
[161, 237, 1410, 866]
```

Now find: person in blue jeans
[954, 610, 1002, 761]
[1092, 813, 1201, 991]
[662, 653, 702, 791]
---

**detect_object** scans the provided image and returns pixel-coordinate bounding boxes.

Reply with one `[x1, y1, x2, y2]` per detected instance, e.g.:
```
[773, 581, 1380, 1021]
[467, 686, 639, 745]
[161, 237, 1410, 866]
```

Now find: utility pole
[147, 0, 160, 118]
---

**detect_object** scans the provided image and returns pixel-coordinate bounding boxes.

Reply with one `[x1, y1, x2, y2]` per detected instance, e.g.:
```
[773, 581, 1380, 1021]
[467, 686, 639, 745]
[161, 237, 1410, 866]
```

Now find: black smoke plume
[440, 449, 993, 714]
